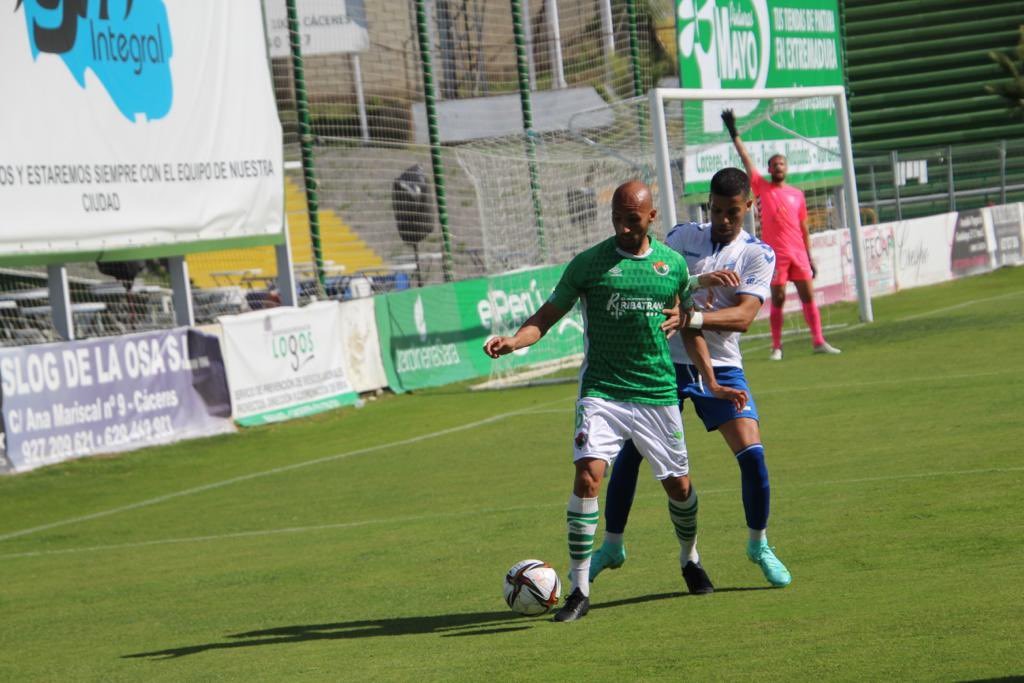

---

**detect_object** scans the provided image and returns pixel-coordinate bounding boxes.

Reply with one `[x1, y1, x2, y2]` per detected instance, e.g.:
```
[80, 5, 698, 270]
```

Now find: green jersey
[548, 236, 694, 405]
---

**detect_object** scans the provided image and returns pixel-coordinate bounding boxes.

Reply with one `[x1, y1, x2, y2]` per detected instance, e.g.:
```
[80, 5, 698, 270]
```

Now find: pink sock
[770, 305, 783, 350]
[802, 301, 825, 346]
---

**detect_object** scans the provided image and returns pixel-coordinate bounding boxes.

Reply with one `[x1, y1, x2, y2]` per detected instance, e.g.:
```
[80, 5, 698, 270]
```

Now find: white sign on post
[263, 0, 369, 57]
[0, 1, 283, 258]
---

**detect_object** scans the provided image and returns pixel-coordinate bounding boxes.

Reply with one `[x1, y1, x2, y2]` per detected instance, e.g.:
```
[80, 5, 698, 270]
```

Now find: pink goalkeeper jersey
[751, 170, 807, 257]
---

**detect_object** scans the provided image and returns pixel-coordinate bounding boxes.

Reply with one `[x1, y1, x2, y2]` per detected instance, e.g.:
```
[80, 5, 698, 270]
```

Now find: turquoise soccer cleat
[588, 542, 627, 581]
[747, 540, 792, 587]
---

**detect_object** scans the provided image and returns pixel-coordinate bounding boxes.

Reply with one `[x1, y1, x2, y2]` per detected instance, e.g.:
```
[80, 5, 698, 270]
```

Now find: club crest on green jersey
[653, 261, 671, 276]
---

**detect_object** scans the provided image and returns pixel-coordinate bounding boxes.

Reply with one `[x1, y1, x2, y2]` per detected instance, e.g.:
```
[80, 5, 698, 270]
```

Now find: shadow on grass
[123, 586, 772, 660]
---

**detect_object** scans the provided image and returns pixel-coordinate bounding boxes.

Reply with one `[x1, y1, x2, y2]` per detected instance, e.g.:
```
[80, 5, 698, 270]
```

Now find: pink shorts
[771, 250, 813, 286]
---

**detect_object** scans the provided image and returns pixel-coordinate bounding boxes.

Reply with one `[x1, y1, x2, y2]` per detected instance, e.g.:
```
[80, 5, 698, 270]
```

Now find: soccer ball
[503, 559, 561, 616]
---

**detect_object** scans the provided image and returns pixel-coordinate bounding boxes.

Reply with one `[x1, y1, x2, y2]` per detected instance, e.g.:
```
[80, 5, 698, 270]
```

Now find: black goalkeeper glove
[721, 109, 738, 140]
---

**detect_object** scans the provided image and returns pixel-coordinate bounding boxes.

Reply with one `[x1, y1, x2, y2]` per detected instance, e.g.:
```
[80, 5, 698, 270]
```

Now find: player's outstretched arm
[722, 109, 757, 179]
[696, 269, 740, 288]
[681, 330, 747, 410]
[483, 302, 567, 358]
[692, 294, 762, 334]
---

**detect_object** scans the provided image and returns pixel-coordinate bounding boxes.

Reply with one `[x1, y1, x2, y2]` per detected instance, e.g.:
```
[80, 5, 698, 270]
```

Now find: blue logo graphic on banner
[17, 0, 174, 121]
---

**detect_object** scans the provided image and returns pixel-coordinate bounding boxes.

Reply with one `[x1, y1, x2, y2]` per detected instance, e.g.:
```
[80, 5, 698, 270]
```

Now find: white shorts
[572, 397, 689, 480]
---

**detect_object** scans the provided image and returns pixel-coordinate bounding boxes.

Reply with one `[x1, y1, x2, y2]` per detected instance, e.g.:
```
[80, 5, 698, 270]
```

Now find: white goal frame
[649, 86, 874, 323]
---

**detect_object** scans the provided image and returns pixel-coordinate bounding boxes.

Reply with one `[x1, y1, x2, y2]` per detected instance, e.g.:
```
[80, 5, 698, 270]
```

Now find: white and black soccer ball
[503, 559, 561, 616]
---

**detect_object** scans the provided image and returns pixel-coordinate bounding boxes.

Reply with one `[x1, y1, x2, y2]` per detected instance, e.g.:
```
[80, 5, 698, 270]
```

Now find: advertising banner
[338, 297, 387, 393]
[0, 1, 283, 260]
[375, 265, 584, 393]
[0, 328, 234, 474]
[675, 0, 844, 192]
[219, 301, 359, 426]
[768, 204, 1024, 316]
[988, 203, 1024, 267]
[263, 0, 368, 57]
[950, 209, 991, 277]
[890, 213, 957, 290]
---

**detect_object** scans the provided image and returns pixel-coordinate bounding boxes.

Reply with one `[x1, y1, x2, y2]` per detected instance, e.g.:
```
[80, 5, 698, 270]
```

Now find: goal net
[651, 86, 872, 325]
[464, 86, 871, 387]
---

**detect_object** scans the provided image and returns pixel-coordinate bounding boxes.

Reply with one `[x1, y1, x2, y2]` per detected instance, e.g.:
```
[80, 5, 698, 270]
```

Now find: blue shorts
[676, 364, 759, 432]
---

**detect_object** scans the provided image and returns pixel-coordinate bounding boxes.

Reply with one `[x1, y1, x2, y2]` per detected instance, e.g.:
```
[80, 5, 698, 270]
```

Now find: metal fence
[855, 139, 1024, 225]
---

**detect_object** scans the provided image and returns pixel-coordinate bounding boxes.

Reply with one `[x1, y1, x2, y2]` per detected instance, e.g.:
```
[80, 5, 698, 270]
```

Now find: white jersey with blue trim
[665, 222, 775, 368]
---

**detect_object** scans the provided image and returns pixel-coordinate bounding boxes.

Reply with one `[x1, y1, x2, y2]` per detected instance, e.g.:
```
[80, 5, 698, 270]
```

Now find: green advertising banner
[375, 266, 584, 392]
[675, 0, 844, 193]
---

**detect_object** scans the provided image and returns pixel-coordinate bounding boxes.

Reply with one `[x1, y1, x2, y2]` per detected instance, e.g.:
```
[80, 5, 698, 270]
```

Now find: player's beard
[616, 232, 643, 252]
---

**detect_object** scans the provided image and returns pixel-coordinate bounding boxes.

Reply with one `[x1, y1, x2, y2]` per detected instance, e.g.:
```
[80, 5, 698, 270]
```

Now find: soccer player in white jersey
[588, 168, 793, 589]
[484, 181, 745, 621]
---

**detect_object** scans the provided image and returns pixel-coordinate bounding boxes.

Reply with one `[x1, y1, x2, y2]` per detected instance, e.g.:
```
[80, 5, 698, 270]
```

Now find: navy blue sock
[605, 440, 643, 534]
[735, 444, 770, 531]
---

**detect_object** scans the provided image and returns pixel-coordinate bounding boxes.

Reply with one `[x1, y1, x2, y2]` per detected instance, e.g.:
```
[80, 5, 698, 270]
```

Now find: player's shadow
[123, 586, 771, 660]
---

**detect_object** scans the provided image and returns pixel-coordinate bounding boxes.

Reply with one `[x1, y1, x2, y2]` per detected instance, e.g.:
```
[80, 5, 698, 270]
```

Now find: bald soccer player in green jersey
[484, 181, 745, 622]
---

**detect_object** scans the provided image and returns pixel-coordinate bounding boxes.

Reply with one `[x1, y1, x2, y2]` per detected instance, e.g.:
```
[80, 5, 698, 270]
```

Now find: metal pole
[946, 144, 955, 212]
[353, 54, 370, 143]
[890, 150, 902, 221]
[869, 163, 879, 219]
[436, 0, 458, 99]
[260, 0, 297, 306]
[1000, 139, 1008, 205]
[599, 0, 615, 55]
[522, 0, 536, 90]
[46, 263, 73, 341]
[649, 90, 677, 230]
[625, 0, 647, 144]
[836, 91, 873, 323]
[545, 0, 567, 89]
[625, 0, 643, 99]
[414, 0, 455, 281]
[511, 0, 548, 261]
[286, 0, 327, 292]
[275, 235, 298, 306]
[167, 256, 195, 327]
[599, 0, 615, 92]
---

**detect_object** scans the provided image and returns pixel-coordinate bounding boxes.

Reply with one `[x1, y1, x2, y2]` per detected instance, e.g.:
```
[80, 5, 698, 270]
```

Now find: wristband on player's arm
[686, 311, 704, 329]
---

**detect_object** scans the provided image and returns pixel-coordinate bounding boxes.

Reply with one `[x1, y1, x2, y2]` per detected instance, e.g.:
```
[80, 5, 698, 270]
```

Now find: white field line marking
[754, 367, 1022, 395]
[742, 324, 866, 355]
[741, 322, 848, 343]
[893, 288, 1024, 322]
[740, 289, 1024, 355]
[2, 465, 1021, 561]
[0, 398, 567, 544]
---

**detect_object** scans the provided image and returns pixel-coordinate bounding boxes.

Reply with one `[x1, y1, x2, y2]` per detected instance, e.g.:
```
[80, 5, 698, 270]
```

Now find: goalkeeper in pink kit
[722, 110, 841, 359]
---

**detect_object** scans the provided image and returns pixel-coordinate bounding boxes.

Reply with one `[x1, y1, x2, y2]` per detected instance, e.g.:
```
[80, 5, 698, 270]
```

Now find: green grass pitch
[1, 267, 1022, 682]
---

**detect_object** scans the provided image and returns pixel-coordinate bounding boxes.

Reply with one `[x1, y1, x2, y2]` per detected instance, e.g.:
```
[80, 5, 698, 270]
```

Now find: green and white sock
[567, 494, 599, 596]
[668, 490, 700, 566]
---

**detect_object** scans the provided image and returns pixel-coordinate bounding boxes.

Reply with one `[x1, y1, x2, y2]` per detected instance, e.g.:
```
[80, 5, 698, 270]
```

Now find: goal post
[649, 86, 874, 323]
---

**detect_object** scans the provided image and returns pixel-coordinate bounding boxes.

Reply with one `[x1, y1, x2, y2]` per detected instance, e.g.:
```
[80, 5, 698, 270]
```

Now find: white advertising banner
[338, 297, 387, 393]
[889, 213, 957, 290]
[0, 1, 283, 259]
[219, 301, 358, 426]
[264, 0, 369, 57]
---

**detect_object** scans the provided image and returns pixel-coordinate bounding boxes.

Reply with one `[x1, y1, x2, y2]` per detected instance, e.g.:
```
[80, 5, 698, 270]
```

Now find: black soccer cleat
[682, 561, 715, 595]
[553, 587, 591, 622]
